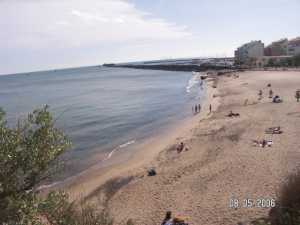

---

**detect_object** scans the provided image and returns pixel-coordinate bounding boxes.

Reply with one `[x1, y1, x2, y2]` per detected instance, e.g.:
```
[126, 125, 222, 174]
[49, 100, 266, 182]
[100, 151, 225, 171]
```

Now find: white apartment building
[264, 38, 288, 56]
[288, 37, 300, 56]
[235, 40, 264, 65]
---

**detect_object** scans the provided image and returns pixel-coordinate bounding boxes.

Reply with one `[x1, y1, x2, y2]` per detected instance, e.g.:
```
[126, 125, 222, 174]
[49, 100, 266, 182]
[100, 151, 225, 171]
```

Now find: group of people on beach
[258, 83, 300, 104]
[258, 83, 283, 103]
[176, 142, 190, 153]
[192, 104, 212, 115]
[192, 104, 201, 114]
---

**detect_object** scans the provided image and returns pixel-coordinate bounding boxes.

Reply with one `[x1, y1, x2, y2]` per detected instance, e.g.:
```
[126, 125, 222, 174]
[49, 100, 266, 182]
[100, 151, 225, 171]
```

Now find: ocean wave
[105, 139, 136, 160]
[37, 139, 137, 191]
[119, 140, 135, 148]
[36, 181, 63, 191]
[106, 148, 118, 160]
[186, 72, 202, 93]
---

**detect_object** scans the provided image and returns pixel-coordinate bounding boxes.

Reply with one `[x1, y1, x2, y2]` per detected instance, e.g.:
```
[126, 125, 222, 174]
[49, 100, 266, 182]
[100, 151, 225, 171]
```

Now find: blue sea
[0, 66, 204, 180]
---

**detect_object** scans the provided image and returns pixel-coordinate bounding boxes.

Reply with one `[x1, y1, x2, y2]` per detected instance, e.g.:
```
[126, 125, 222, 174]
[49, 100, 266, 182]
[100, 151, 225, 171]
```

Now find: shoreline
[34, 69, 202, 191]
[63, 74, 220, 200]
[105, 71, 300, 225]
[55, 70, 300, 225]
[81, 70, 300, 225]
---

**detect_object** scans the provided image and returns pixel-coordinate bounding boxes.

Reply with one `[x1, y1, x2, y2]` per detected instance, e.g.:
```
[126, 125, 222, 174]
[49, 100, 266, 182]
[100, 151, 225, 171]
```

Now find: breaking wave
[186, 72, 202, 93]
[105, 139, 136, 160]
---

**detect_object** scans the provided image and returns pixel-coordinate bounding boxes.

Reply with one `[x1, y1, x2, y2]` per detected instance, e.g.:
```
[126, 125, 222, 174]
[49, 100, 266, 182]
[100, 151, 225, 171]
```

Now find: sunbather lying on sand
[252, 139, 273, 148]
[177, 142, 184, 153]
[176, 143, 189, 153]
[227, 111, 240, 117]
[265, 126, 283, 134]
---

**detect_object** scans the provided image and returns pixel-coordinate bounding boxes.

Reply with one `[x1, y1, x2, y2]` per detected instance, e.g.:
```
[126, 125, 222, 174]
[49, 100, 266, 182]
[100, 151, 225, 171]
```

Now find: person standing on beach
[269, 89, 273, 98]
[295, 90, 300, 102]
[258, 90, 263, 100]
[195, 104, 198, 114]
[161, 211, 172, 225]
[198, 104, 201, 112]
[209, 104, 212, 113]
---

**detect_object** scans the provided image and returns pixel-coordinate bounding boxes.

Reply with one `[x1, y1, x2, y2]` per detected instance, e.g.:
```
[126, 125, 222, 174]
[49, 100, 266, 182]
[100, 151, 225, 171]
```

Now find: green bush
[250, 172, 300, 225]
[0, 106, 113, 225]
[39, 191, 113, 225]
[0, 105, 71, 224]
[269, 172, 300, 225]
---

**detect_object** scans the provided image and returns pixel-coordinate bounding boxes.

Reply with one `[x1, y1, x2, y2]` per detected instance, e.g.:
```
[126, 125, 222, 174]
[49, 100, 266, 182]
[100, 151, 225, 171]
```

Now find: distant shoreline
[103, 63, 235, 72]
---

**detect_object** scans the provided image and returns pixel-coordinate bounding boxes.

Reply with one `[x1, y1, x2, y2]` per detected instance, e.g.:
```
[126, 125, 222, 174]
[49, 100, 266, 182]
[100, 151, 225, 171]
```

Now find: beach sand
[69, 71, 300, 225]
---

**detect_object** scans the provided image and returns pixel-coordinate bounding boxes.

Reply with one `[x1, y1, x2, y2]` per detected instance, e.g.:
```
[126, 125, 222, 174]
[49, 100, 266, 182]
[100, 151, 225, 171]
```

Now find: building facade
[264, 38, 288, 56]
[254, 55, 293, 67]
[235, 40, 264, 65]
[288, 37, 300, 56]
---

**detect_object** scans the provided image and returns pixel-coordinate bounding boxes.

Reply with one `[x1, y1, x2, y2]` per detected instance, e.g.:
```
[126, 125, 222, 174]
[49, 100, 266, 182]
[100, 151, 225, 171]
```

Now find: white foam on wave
[105, 139, 136, 160]
[37, 139, 136, 191]
[106, 148, 118, 160]
[36, 181, 62, 191]
[119, 140, 135, 148]
[186, 72, 202, 93]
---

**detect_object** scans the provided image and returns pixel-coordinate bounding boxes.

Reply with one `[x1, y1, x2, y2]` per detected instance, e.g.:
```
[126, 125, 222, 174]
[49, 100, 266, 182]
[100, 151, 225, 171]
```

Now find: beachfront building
[288, 37, 300, 56]
[264, 38, 288, 56]
[254, 55, 293, 67]
[235, 40, 264, 65]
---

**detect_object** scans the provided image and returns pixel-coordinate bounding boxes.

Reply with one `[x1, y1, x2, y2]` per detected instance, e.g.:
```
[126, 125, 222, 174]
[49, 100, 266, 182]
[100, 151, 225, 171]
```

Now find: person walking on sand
[209, 104, 212, 114]
[198, 104, 201, 112]
[195, 104, 198, 114]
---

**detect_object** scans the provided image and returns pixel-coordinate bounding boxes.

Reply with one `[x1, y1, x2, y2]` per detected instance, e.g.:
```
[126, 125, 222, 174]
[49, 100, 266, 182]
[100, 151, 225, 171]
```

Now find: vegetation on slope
[249, 172, 300, 225]
[0, 106, 113, 225]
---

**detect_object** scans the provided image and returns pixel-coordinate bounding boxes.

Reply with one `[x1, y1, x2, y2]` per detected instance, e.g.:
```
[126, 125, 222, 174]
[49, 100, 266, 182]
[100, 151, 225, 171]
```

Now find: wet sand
[69, 71, 300, 225]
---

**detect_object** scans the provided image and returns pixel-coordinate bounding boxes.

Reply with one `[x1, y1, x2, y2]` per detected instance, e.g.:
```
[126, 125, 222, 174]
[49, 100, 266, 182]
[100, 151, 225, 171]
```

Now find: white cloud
[70, 9, 110, 23]
[1, 0, 191, 49]
[56, 21, 72, 26]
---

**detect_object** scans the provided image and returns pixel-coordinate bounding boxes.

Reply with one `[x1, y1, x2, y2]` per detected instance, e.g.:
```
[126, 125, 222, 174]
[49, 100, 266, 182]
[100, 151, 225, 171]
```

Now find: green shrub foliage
[0, 106, 113, 225]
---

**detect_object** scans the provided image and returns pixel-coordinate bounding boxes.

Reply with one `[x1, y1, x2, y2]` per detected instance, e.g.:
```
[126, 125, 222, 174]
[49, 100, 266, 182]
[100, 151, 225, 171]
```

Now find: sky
[1, 0, 300, 75]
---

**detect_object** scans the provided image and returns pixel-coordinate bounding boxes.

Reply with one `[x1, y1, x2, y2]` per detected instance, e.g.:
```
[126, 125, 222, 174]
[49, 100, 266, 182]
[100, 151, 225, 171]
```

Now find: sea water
[0, 66, 204, 180]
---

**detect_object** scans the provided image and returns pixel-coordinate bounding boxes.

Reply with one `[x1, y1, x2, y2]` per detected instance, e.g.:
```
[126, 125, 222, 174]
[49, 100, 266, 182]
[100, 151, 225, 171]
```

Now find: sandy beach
[68, 70, 300, 225]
